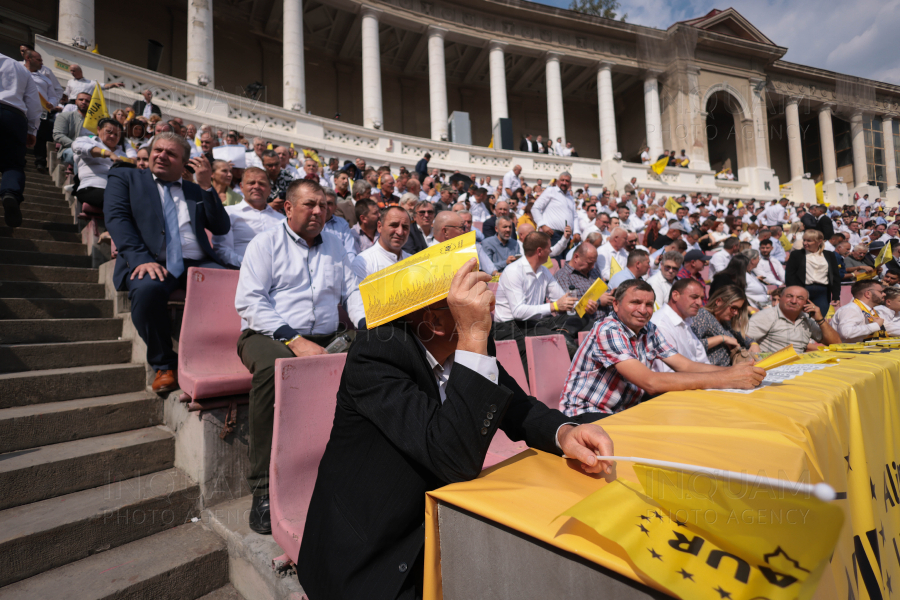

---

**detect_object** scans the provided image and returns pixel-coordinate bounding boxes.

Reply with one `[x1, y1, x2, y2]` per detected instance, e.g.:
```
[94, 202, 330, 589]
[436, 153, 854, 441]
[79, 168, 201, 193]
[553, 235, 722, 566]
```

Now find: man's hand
[583, 299, 599, 315]
[563, 225, 572, 239]
[874, 316, 885, 327]
[539, 225, 553, 236]
[598, 291, 615, 307]
[190, 155, 212, 189]
[287, 336, 327, 358]
[506, 255, 517, 265]
[131, 262, 169, 281]
[558, 424, 614, 474]
[26, 134, 36, 148]
[448, 258, 494, 356]
[555, 294, 577, 312]
[572, 233, 582, 244]
[803, 301, 823, 321]
[720, 362, 766, 389]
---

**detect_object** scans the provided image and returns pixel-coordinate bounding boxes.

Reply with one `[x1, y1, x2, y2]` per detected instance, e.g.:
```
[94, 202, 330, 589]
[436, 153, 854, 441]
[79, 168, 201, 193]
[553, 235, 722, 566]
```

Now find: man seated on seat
[104, 133, 230, 394]
[323, 188, 359, 261]
[649, 278, 709, 372]
[482, 200, 516, 239]
[432, 210, 497, 276]
[596, 227, 629, 281]
[753, 238, 785, 286]
[875, 286, 900, 336]
[351, 205, 411, 281]
[830, 280, 887, 343]
[647, 251, 683, 308]
[297, 258, 615, 599]
[482, 216, 519, 272]
[350, 198, 380, 253]
[235, 179, 365, 535]
[747, 285, 840, 353]
[555, 240, 612, 330]
[559, 279, 765, 417]
[212, 166, 285, 268]
[607, 249, 651, 290]
[494, 232, 580, 367]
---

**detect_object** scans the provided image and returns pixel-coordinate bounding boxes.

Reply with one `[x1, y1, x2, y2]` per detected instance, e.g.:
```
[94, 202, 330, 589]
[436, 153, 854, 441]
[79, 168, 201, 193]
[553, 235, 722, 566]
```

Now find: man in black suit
[481, 199, 517, 240]
[519, 134, 536, 153]
[131, 88, 161, 118]
[104, 133, 231, 393]
[297, 259, 614, 600]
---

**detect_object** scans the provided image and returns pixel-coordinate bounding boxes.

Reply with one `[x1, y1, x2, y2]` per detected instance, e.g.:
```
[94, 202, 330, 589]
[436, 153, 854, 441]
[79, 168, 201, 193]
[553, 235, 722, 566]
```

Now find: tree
[568, 0, 627, 21]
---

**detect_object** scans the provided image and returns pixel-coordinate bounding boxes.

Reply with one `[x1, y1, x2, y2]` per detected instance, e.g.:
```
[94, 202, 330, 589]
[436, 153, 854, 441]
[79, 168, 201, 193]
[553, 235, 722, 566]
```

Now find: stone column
[818, 103, 837, 184]
[883, 116, 897, 189]
[488, 41, 509, 138]
[785, 97, 805, 181]
[283, 0, 306, 111]
[427, 26, 449, 141]
[643, 71, 664, 160]
[361, 6, 383, 129]
[850, 110, 868, 186]
[596, 61, 617, 162]
[187, 0, 215, 86]
[545, 52, 566, 145]
[58, 0, 95, 49]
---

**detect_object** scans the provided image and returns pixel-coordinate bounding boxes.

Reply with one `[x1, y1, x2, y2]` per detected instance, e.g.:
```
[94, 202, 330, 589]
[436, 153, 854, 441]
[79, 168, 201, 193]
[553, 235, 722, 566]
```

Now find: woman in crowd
[112, 109, 128, 125]
[71, 118, 133, 209]
[785, 229, 840, 316]
[740, 249, 771, 310]
[691, 285, 759, 366]
[211, 160, 241, 206]
[519, 200, 537, 229]
[643, 218, 661, 249]
[135, 147, 150, 170]
[709, 254, 750, 298]
[706, 219, 730, 249]
[788, 221, 805, 250]
[740, 222, 758, 243]
[123, 120, 146, 155]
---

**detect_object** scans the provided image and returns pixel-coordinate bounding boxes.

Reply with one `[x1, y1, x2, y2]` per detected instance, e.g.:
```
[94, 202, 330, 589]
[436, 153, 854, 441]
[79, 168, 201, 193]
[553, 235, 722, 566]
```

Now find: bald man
[596, 227, 629, 281]
[433, 211, 497, 276]
[483, 200, 517, 240]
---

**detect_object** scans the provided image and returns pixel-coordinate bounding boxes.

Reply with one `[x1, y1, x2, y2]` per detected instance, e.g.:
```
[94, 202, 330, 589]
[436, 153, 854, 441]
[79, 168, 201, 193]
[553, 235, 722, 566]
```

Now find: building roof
[672, 7, 776, 46]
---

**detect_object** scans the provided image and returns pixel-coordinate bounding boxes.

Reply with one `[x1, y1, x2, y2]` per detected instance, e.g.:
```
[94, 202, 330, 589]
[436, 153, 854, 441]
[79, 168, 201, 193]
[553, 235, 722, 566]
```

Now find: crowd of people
[6, 43, 900, 599]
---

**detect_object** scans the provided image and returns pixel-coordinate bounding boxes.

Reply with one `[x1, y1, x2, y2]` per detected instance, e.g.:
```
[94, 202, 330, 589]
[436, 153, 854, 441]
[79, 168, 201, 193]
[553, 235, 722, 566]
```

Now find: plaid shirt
[555, 263, 611, 321]
[559, 312, 676, 416]
[269, 169, 296, 201]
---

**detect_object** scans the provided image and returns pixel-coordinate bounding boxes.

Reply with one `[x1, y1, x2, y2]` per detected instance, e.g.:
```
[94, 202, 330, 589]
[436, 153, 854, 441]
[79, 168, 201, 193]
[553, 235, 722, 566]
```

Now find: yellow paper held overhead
[651, 156, 669, 175]
[359, 231, 478, 328]
[755, 345, 798, 370]
[82, 84, 109, 134]
[575, 278, 608, 318]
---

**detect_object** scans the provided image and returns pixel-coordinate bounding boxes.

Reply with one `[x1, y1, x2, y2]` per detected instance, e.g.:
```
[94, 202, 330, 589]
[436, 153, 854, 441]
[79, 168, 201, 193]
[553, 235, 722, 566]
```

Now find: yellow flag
[82, 84, 109, 134]
[664, 197, 682, 214]
[488, 136, 494, 149]
[266, 143, 273, 150]
[302, 148, 323, 168]
[610, 257, 623, 278]
[561, 465, 844, 600]
[574, 278, 608, 317]
[737, 200, 744, 208]
[651, 156, 669, 175]
[815, 180, 825, 204]
[91, 44, 99, 54]
[874, 240, 892, 269]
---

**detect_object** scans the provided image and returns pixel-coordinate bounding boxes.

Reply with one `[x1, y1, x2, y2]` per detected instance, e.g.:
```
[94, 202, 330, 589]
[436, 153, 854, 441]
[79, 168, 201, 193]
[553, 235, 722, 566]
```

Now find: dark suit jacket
[131, 100, 161, 117]
[336, 198, 357, 226]
[401, 225, 429, 255]
[817, 215, 835, 240]
[800, 213, 817, 232]
[297, 323, 569, 600]
[784, 249, 841, 303]
[482, 216, 517, 240]
[104, 168, 231, 291]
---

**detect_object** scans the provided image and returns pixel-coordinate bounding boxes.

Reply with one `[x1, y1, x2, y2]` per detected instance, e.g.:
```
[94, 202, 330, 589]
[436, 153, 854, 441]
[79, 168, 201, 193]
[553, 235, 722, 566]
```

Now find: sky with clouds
[531, 0, 900, 85]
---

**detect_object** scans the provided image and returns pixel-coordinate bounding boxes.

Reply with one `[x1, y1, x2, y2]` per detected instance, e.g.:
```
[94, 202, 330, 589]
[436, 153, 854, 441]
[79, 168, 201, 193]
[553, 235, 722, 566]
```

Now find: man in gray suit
[53, 91, 91, 167]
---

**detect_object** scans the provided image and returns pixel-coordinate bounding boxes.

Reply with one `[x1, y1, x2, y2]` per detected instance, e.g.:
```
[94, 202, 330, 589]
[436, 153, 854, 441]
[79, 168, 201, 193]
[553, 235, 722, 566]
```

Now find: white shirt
[647, 270, 674, 308]
[71, 136, 136, 189]
[501, 171, 521, 198]
[351, 241, 410, 282]
[323, 215, 359, 261]
[236, 224, 365, 337]
[532, 186, 580, 234]
[625, 214, 646, 233]
[759, 204, 785, 227]
[63, 77, 98, 100]
[469, 200, 490, 223]
[650, 304, 708, 372]
[640, 151, 650, 164]
[745, 272, 771, 310]
[28, 67, 62, 108]
[245, 151, 263, 169]
[708, 248, 732, 278]
[1, 55, 44, 136]
[753, 255, 785, 285]
[875, 305, 900, 337]
[493, 257, 566, 323]
[831, 300, 882, 343]
[596, 242, 629, 281]
[212, 200, 286, 267]
[153, 175, 204, 261]
[142, 102, 156, 119]
[420, 345, 500, 404]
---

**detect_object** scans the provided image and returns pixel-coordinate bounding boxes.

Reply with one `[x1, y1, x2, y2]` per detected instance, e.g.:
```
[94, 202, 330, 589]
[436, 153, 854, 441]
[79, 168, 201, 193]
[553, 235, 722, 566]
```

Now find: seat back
[271, 353, 347, 561]
[578, 330, 589, 346]
[840, 285, 853, 306]
[525, 335, 571, 410]
[177, 268, 251, 400]
[495, 339, 529, 391]
[473, 221, 483, 232]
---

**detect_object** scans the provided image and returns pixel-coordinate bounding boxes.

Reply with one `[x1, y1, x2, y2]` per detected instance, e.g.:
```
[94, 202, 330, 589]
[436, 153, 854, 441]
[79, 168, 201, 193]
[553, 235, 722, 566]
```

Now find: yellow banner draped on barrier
[424, 350, 900, 600]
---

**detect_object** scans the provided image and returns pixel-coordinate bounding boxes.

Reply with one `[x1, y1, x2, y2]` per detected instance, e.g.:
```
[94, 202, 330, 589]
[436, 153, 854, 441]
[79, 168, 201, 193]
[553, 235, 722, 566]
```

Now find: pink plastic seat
[548, 260, 560, 276]
[271, 354, 346, 561]
[177, 267, 251, 401]
[487, 281, 499, 294]
[473, 221, 483, 232]
[578, 330, 589, 346]
[839, 285, 853, 306]
[495, 339, 529, 391]
[484, 430, 528, 468]
[525, 335, 571, 410]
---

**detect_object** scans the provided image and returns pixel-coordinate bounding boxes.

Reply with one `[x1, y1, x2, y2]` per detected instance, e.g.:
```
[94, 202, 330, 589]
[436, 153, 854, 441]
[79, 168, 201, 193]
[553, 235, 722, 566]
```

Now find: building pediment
[677, 8, 776, 46]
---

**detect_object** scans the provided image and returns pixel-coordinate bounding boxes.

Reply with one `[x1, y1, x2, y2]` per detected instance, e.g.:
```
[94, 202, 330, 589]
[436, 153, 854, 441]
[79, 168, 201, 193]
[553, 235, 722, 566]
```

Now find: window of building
[863, 115, 886, 191]
[833, 118, 853, 171]
[801, 117, 822, 180]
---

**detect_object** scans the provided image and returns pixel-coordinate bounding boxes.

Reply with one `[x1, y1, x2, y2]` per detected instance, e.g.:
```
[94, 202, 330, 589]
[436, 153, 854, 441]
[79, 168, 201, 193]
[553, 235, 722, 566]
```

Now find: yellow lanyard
[853, 299, 886, 339]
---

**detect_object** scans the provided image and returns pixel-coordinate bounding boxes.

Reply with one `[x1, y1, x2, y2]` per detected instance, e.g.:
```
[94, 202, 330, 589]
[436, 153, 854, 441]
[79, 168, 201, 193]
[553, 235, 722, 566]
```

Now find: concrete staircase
[0, 157, 239, 599]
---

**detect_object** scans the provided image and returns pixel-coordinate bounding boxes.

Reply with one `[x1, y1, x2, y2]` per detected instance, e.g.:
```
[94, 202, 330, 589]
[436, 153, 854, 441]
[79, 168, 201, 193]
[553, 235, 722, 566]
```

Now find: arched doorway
[705, 91, 747, 179]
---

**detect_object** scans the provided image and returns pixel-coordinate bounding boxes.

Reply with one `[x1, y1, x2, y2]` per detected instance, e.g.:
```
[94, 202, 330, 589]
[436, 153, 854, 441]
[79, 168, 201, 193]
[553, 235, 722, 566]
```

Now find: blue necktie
[161, 182, 184, 278]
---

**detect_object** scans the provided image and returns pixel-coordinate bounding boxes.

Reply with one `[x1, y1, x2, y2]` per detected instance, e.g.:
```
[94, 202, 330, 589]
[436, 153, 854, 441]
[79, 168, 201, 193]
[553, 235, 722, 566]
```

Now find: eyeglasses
[661, 265, 679, 272]
[416, 210, 435, 216]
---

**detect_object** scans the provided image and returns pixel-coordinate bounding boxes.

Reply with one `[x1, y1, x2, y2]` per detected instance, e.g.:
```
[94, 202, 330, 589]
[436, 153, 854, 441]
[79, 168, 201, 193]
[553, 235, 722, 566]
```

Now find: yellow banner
[609, 257, 623, 278]
[815, 180, 825, 204]
[359, 231, 478, 328]
[82, 84, 108, 134]
[874, 241, 892, 269]
[574, 277, 608, 318]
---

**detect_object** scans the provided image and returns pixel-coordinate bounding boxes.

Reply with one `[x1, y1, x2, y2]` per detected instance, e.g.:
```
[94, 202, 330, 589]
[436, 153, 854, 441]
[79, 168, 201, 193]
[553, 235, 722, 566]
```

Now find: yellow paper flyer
[755, 345, 798, 370]
[574, 278, 608, 318]
[359, 231, 478, 328]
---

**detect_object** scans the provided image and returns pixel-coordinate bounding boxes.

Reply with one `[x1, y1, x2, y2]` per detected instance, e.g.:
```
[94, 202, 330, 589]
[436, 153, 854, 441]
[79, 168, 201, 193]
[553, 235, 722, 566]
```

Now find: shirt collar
[152, 174, 181, 188]
[611, 310, 647, 338]
[660, 304, 685, 327]
[282, 221, 323, 248]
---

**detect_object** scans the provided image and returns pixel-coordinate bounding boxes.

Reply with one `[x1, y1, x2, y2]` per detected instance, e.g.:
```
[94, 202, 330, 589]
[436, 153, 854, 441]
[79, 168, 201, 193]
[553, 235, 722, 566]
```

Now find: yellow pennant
[874, 240, 892, 269]
[665, 197, 683, 214]
[815, 180, 825, 204]
[610, 257, 623, 278]
[651, 156, 669, 175]
[737, 200, 744, 208]
[575, 277, 608, 318]
[488, 136, 493, 149]
[82, 84, 109, 134]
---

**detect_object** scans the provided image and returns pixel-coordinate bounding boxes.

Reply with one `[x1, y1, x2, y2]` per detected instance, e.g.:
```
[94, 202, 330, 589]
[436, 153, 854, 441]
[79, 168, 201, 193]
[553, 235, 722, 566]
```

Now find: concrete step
[0, 468, 199, 587]
[17, 218, 79, 232]
[0, 364, 146, 408]
[0, 264, 98, 283]
[22, 181, 64, 192]
[0, 297, 113, 319]
[0, 426, 174, 510]
[0, 249, 92, 268]
[199, 584, 247, 600]
[0, 392, 161, 453]
[4, 207, 74, 224]
[0, 523, 228, 600]
[0, 281, 105, 299]
[20, 195, 70, 208]
[0, 340, 132, 373]
[0, 227, 83, 243]
[0, 237, 86, 255]
[17, 201, 72, 216]
[0, 318, 122, 344]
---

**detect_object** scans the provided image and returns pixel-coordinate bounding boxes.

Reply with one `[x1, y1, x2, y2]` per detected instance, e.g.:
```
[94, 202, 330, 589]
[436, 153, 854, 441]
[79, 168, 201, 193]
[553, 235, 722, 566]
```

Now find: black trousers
[32, 117, 54, 169]
[0, 104, 27, 203]
[237, 329, 340, 497]
[75, 186, 106, 209]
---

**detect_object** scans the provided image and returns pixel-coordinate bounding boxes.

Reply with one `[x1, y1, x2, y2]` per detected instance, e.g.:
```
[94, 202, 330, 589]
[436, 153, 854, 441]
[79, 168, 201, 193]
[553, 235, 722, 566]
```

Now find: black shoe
[249, 494, 271, 535]
[3, 195, 22, 228]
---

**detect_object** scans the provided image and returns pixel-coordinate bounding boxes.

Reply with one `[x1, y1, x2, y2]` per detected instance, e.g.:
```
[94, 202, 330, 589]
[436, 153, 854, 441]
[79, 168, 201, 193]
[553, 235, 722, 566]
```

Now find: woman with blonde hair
[788, 221, 805, 250]
[690, 284, 759, 366]
[785, 228, 840, 316]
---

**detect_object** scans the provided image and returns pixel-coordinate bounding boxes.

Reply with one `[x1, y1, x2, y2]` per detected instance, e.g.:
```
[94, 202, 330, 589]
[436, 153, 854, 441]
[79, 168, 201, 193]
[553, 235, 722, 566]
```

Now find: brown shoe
[152, 369, 178, 394]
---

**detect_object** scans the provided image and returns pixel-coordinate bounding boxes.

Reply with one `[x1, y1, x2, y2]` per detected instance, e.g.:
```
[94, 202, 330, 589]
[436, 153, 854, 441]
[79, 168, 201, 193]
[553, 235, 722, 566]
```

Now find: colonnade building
[7, 0, 900, 205]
